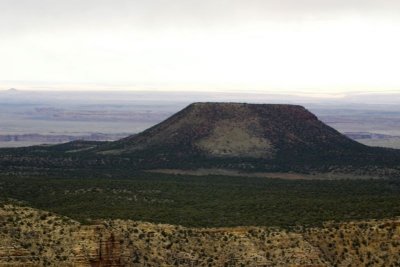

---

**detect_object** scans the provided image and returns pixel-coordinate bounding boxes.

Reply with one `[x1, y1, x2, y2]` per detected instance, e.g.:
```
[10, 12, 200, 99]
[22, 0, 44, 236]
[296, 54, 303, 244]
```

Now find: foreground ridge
[1, 204, 400, 267]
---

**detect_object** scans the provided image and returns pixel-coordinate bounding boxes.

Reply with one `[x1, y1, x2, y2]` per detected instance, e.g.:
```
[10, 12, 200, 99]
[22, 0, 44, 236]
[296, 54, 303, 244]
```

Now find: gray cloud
[2, 0, 400, 35]
[1, 0, 400, 91]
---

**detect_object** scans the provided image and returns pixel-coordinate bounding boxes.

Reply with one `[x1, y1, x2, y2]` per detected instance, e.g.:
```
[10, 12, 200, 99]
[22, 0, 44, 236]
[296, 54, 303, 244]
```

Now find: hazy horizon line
[1, 81, 400, 97]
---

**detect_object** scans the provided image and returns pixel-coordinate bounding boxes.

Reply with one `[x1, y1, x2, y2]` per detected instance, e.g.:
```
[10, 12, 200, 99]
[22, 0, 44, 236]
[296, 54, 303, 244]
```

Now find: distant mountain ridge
[0, 133, 129, 144]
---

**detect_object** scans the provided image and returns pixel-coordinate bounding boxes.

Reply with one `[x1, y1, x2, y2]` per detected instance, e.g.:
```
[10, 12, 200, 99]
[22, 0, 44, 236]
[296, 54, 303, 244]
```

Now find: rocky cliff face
[1, 204, 399, 267]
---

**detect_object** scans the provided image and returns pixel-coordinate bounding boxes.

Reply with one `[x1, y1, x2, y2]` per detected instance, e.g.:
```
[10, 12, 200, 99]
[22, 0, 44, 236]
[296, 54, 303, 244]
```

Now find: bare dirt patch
[195, 119, 274, 158]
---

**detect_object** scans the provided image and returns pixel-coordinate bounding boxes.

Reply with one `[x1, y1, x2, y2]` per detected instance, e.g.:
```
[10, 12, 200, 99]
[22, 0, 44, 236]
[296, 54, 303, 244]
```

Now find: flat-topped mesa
[95, 102, 387, 171]
[188, 102, 318, 120]
[103, 102, 358, 153]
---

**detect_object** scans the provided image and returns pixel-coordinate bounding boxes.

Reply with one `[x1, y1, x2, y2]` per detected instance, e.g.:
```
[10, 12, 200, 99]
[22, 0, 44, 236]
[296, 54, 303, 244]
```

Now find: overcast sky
[1, 0, 400, 93]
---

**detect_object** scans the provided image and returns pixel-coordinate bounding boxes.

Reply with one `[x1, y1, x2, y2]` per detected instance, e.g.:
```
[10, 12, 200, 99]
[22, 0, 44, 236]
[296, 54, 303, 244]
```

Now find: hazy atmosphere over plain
[1, 0, 400, 93]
